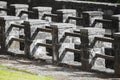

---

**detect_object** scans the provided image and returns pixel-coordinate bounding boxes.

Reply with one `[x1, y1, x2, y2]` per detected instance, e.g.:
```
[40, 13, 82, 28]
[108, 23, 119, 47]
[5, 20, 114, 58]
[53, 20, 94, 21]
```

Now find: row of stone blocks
[0, 1, 113, 66]
[0, 1, 120, 74]
[0, 16, 106, 66]
[1, 17, 120, 75]
[0, 1, 104, 26]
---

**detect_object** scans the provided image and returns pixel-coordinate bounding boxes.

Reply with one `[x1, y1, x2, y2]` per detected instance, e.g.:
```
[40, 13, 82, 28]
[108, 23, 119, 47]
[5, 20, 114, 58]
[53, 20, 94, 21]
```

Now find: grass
[0, 65, 54, 80]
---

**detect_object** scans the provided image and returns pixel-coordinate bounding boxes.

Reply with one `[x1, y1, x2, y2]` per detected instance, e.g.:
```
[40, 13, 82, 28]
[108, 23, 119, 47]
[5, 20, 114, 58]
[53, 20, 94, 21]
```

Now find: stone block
[24, 19, 50, 39]
[10, 4, 29, 20]
[24, 19, 50, 56]
[82, 11, 103, 27]
[51, 23, 76, 42]
[51, 23, 76, 63]
[33, 7, 52, 22]
[80, 28, 106, 67]
[80, 27, 105, 35]
[0, 1, 7, 16]
[57, 9, 76, 24]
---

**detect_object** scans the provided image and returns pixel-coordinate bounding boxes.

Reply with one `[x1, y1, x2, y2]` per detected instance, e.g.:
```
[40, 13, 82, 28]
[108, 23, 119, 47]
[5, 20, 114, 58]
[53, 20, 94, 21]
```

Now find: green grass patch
[0, 65, 54, 80]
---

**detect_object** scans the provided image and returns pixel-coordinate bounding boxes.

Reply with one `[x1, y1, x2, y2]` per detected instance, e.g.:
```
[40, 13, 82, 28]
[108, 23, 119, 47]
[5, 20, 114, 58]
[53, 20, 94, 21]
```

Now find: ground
[0, 65, 53, 80]
[0, 55, 119, 80]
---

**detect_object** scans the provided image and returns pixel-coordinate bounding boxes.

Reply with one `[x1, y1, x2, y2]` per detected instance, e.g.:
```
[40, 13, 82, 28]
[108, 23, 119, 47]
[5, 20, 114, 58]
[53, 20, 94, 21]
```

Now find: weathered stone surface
[0, 1, 7, 16]
[51, 23, 76, 42]
[29, 22, 76, 60]
[80, 27, 105, 35]
[51, 23, 76, 63]
[25, 19, 50, 39]
[30, 39, 46, 58]
[83, 11, 103, 27]
[0, 16, 21, 53]
[59, 43, 75, 63]
[10, 4, 29, 20]
[57, 9, 76, 24]
[33, 7, 52, 22]
[80, 28, 105, 68]
[24, 19, 50, 57]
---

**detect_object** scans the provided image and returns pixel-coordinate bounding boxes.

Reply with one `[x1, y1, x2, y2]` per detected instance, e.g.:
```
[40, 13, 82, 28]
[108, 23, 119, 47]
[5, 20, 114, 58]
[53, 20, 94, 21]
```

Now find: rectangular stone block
[10, 4, 29, 20]
[51, 23, 76, 42]
[24, 19, 50, 57]
[82, 11, 103, 27]
[81, 27, 105, 35]
[33, 7, 52, 22]
[0, 16, 22, 53]
[24, 19, 50, 39]
[51, 23, 76, 63]
[57, 9, 76, 24]
[80, 28, 106, 68]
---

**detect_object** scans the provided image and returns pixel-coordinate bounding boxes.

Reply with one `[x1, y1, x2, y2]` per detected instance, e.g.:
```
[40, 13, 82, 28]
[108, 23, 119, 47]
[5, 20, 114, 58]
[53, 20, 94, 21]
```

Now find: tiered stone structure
[0, 0, 119, 75]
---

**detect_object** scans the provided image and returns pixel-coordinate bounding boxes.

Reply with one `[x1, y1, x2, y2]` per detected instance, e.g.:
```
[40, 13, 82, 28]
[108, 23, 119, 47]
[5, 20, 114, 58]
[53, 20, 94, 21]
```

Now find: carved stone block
[33, 7, 52, 21]
[10, 4, 29, 20]
[57, 9, 76, 24]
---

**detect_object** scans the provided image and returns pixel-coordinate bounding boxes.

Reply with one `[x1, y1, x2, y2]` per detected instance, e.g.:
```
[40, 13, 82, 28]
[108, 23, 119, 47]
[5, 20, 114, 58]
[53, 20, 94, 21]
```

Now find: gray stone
[51, 23, 76, 42]
[57, 9, 76, 24]
[83, 11, 103, 27]
[51, 23, 76, 63]
[10, 4, 29, 20]
[33, 7, 52, 22]
[80, 28, 105, 68]
[0, 1, 7, 16]
[0, 16, 22, 53]
[25, 19, 50, 39]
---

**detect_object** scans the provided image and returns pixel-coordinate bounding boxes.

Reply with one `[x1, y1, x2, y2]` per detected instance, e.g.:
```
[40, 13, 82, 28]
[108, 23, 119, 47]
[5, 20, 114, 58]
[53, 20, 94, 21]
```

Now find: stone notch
[23, 19, 50, 58]
[51, 23, 76, 63]
[82, 11, 103, 27]
[57, 9, 76, 24]
[0, 16, 21, 54]
[32, 6, 52, 21]
[0, 1, 7, 16]
[80, 28, 105, 68]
